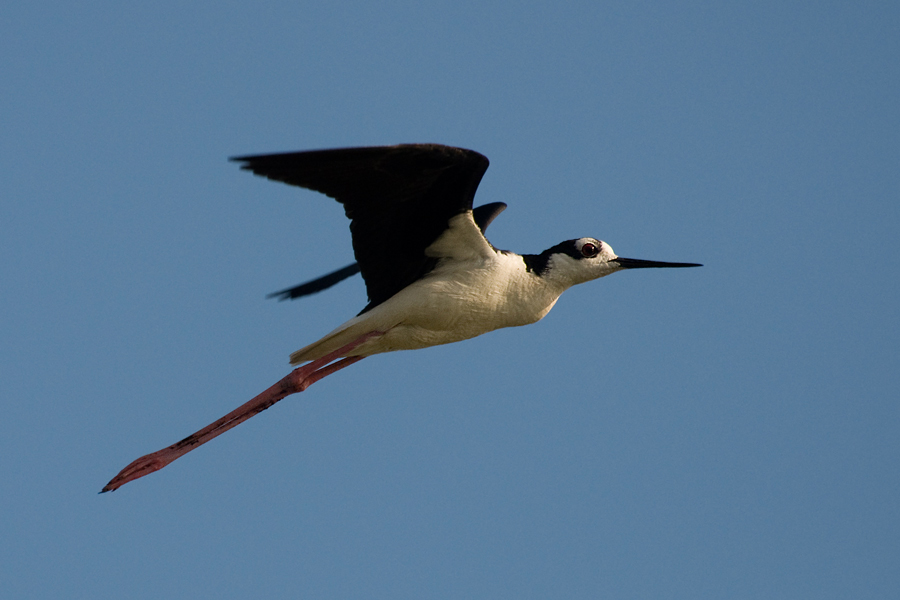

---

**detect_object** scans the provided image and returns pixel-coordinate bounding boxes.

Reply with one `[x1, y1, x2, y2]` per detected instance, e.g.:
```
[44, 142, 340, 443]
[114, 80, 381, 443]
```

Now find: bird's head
[537, 237, 702, 288]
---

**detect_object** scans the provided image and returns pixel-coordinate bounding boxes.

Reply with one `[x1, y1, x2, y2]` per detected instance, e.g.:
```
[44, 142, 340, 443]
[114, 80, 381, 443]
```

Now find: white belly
[383, 264, 559, 346]
[289, 252, 564, 363]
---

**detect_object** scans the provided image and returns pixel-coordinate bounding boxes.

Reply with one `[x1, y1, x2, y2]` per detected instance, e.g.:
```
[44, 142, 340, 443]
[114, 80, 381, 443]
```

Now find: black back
[231, 144, 491, 310]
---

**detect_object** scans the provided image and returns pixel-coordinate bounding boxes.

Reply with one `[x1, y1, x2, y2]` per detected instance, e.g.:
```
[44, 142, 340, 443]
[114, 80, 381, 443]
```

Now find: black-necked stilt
[102, 144, 701, 492]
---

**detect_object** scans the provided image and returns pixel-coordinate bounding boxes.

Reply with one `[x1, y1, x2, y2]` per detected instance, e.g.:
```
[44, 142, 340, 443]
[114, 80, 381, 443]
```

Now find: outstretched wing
[232, 144, 491, 311]
[266, 201, 508, 302]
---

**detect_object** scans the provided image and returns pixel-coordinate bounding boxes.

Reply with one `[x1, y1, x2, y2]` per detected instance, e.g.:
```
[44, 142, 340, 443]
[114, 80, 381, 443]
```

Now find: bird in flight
[102, 144, 701, 492]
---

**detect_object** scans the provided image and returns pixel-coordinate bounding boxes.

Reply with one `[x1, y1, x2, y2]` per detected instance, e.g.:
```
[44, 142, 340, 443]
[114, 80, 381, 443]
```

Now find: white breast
[289, 250, 563, 363]
[369, 250, 562, 350]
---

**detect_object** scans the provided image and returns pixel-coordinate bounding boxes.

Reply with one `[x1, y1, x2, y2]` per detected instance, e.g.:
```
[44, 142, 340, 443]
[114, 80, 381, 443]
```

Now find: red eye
[581, 242, 599, 258]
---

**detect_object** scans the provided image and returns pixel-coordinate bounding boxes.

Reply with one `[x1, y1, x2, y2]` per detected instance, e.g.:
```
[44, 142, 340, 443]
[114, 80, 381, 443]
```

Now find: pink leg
[101, 331, 383, 492]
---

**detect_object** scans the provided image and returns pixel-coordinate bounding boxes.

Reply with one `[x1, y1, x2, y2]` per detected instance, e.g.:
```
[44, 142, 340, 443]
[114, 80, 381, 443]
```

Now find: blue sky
[2, 1, 898, 598]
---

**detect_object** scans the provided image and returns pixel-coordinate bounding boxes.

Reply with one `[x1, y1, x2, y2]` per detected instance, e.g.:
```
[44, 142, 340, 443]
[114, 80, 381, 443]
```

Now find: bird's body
[291, 219, 563, 361]
[102, 143, 701, 493]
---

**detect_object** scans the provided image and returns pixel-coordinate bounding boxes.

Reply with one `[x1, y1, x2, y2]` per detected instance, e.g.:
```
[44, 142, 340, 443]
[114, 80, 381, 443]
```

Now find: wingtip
[228, 154, 259, 166]
[265, 290, 292, 302]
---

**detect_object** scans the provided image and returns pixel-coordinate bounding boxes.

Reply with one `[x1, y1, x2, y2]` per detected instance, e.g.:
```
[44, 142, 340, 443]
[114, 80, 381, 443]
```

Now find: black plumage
[231, 144, 491, 311]
[266, 201, 508, 302]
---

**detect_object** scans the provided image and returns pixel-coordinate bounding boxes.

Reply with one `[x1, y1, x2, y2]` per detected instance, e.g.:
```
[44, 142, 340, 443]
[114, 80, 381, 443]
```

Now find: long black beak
[613, 257, 703, 269]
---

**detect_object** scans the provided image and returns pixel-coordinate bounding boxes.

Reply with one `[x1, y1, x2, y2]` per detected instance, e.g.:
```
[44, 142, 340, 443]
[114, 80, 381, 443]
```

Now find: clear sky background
[2, 2, 898, 598]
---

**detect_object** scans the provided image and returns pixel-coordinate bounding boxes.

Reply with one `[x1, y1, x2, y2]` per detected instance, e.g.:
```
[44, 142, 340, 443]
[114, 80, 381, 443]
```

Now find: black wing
[231, 144, 491, 310]
[266, 263, 362, 301]
[266, 202, 508, 302]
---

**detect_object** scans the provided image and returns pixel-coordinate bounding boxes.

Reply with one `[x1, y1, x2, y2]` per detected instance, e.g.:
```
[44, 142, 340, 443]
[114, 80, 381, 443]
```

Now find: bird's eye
[581, 242, 600, 258]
